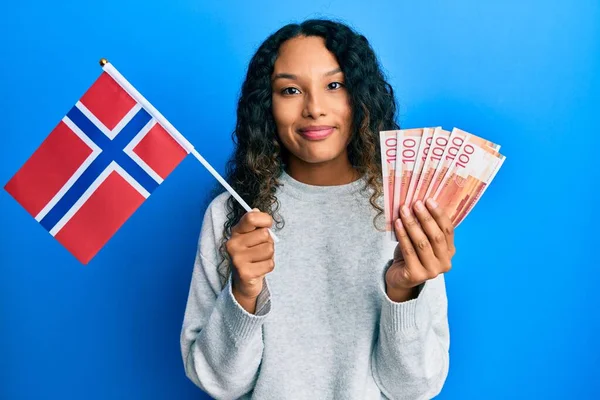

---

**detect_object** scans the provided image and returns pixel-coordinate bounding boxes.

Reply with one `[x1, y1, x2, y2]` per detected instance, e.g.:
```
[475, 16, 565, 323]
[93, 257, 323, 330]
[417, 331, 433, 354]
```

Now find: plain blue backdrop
[1, 0, 599, 399]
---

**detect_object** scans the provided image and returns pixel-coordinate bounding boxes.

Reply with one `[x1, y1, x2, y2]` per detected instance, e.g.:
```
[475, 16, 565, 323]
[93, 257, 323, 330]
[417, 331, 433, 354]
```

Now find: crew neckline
[278, 169, 369, 201]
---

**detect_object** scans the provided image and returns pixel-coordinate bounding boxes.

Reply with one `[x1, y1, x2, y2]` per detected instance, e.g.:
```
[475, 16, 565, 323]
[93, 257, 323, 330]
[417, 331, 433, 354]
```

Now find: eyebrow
[272, 67, 343, 81]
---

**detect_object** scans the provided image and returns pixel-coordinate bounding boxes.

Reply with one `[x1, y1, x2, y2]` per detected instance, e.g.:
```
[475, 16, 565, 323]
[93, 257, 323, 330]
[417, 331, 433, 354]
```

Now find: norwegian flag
[4, 67, 189, 264]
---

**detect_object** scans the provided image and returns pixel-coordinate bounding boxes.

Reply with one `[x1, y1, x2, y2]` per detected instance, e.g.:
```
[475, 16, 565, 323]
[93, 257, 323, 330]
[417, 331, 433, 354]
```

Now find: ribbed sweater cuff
[222, 275, 271, 343]
[381, 278, 431, 336]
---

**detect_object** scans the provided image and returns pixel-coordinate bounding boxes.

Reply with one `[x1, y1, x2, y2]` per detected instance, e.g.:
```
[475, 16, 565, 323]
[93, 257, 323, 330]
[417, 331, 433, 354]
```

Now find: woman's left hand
[385, 198, 456, 301]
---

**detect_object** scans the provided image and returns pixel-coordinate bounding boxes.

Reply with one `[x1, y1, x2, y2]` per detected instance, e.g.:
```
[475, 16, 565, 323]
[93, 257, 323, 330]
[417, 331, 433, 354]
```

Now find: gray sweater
[180, 170, 450, 400]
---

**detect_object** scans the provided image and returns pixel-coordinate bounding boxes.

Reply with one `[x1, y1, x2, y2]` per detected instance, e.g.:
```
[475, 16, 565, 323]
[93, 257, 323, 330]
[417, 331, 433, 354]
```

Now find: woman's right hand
[226, 209, 275, 309]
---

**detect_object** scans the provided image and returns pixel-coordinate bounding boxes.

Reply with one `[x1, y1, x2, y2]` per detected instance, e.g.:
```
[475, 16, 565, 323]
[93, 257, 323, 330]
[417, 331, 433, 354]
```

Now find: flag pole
[99, 58, 279, 242]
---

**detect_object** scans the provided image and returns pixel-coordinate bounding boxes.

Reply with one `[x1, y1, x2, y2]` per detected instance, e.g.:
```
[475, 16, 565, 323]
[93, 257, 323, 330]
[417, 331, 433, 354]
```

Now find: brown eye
[281, 87, 301, 95]
[328, 82, 344, 90]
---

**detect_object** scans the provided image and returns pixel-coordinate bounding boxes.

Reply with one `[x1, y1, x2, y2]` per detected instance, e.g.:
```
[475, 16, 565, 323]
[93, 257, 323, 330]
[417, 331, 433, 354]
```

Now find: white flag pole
[99, 58, 279, 242]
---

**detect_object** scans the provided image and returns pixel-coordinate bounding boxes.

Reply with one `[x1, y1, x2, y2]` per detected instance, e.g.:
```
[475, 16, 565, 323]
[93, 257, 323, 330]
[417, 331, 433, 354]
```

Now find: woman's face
[271, 35, 352, 168]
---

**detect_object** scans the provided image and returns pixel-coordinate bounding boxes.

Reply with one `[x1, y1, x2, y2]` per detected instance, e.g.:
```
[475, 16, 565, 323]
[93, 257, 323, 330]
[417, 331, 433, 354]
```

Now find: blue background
[1, 1, 598, 399]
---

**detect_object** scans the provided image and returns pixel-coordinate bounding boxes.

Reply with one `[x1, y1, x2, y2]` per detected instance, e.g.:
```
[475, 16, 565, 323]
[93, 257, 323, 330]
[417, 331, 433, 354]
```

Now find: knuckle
[445, 260, 452, 272]
[404, 245, 417, 257]
[416, 239, 430, 251]
[405, 218, 419, 228]
[231, 254, 243, 268]
[422, 214, 433, 223]
[443, 225, 454, 236]
[433, 233, 446, 245]
[261, 228, 270, 241]
[262, 244, 273, 259]
[248, 213, 259, 226]
[225, 240, 234, 254]
[397, 229, 410, 239]
[237, 269, 250, 282]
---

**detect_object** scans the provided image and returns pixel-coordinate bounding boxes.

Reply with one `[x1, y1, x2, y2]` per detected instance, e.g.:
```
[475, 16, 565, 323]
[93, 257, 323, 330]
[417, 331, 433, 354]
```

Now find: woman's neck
[285, 157, 360, 186]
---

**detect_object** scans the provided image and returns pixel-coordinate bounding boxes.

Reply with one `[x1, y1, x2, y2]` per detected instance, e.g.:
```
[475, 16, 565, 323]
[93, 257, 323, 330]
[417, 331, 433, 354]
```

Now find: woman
[180, 19, 453, 400]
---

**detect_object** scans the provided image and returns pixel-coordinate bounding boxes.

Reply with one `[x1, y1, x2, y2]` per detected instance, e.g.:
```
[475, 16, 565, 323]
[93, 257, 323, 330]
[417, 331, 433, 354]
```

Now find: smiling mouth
[297, 126, 335, 140]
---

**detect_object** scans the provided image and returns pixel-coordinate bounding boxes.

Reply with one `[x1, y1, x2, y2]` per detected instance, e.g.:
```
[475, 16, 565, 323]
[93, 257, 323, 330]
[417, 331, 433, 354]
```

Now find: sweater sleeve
[180, 195, 272, 399]
[371, 261, 450, 400]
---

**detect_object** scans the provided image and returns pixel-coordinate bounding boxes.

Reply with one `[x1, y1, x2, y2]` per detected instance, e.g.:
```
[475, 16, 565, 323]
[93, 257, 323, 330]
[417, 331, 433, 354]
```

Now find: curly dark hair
[210, 18, 399, 287]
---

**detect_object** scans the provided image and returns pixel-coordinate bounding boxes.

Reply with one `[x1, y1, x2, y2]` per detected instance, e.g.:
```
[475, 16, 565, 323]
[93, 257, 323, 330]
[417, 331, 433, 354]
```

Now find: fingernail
[401, 205, 411, 217]
[395, 218, 405, 232]
[415, 200, 425, 212]
[426, 199, 438, 208]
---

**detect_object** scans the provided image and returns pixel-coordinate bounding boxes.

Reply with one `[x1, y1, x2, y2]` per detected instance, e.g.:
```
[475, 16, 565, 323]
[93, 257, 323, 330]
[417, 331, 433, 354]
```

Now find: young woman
[180, 19, 454, 400]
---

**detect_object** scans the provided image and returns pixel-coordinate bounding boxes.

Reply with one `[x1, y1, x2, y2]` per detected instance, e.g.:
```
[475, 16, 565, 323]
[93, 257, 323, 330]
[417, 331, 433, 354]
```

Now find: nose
[302, 90, 326, 119]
